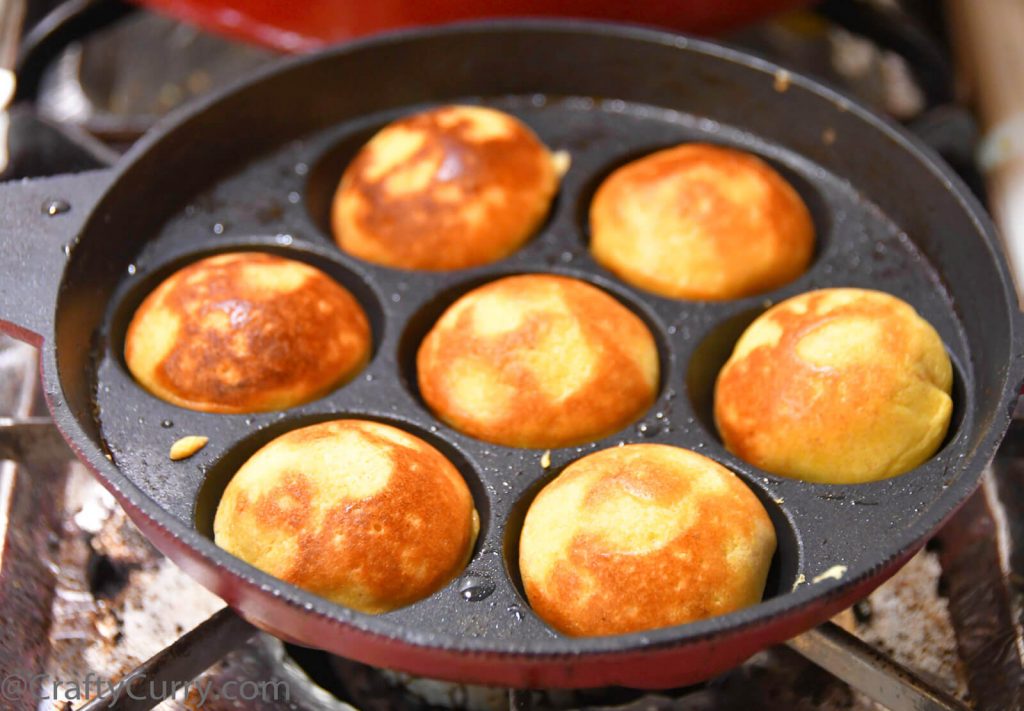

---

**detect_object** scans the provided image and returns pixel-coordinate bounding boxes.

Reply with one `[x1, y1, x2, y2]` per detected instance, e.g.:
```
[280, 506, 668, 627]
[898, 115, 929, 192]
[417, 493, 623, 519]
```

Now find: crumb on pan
[551, 150, 572, 178]
[774, 69, 791, 93]
[792, 573, 806, 591]
[540, 450, 551, 469]
[170, 436, 208, 461]
[813, 565, 848, 584]
[822, 128, 836, 145]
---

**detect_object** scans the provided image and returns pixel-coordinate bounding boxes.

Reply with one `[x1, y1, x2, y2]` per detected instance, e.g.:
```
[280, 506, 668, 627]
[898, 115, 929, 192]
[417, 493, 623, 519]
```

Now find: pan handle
[0, 168, 113, 345]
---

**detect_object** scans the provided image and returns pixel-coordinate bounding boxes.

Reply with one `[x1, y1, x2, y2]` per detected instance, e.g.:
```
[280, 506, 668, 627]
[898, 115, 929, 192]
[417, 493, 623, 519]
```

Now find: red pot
[133, 0, 813, 51]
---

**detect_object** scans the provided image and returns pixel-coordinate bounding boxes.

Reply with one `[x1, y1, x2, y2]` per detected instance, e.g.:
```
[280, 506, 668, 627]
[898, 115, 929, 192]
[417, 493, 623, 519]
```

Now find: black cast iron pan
[0, 20, 1021, 689]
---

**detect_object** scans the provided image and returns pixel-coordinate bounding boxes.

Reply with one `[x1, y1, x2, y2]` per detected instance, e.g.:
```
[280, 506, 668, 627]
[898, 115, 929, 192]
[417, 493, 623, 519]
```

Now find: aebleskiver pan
[0, 20, 1020, 689]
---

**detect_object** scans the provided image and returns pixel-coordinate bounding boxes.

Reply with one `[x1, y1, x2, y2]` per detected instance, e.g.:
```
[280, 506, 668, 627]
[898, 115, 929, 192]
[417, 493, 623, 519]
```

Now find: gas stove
[0, 2, 1022, 710]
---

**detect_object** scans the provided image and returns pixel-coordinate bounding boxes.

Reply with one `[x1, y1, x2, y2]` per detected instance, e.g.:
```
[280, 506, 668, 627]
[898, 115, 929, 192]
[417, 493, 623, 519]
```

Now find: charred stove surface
[0, 336, 64, 709]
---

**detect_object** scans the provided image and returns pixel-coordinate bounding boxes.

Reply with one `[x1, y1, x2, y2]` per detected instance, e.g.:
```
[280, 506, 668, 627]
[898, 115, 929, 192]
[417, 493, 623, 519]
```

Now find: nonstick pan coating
[0, 21, 1021, 689]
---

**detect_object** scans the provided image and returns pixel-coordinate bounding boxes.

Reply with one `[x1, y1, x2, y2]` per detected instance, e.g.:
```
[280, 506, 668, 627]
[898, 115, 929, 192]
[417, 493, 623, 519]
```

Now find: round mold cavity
[105, 244, 386, 412]
[193, 412, 491, 561]
[303, 104, 566, 271]
[396, 268, 673, 444]
[914, 348, 970, 466]
[576, 141, 831, 301]
[687, 302, 968, 485]
[500, 447, 801, 632]
[686, 305, 769, 440]
[304, 120, 384, 240]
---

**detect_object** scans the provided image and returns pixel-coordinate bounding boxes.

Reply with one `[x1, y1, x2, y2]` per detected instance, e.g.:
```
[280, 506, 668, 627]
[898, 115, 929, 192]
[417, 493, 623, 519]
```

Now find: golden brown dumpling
[714, 288, 953, 483]
[333, 105, 561, 270]
[590, 143, 814, 300]
[125, 252, 371, 413]
[519, 444, 776, 636]
[417, 274, 658, 448]
[214, 419, 479, 613]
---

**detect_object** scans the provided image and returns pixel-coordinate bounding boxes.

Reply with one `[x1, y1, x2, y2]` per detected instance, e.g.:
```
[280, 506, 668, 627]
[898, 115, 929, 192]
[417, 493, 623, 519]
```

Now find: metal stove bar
[937, 461, 1024, 710]
[77, 607, 257, 711]
[786, 621, 968, 711]
[0, 415, 70, 468]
